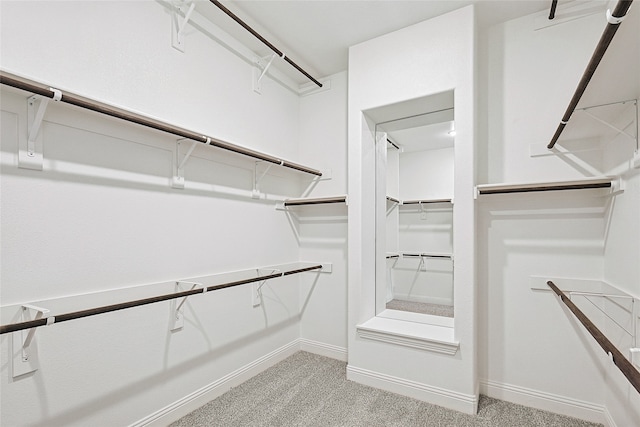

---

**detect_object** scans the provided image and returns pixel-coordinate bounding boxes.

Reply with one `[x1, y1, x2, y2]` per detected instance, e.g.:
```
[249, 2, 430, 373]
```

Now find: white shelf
[357, 316, 459, 355]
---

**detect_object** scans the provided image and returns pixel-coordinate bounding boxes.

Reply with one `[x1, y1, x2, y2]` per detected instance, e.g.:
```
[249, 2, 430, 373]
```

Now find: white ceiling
[194, 0, 551, 85]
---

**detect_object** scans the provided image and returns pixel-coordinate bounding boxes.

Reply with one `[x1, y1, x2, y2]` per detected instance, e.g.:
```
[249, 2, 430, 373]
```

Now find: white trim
[298, 338, 347, 362]
[299, 338, 348, 361]
[129, 341, 299, 427]
[347, 365, 477, 414]
[356, 316, 459, 355]
[604, 405, 618, 427]
[479, 379, 605, 424]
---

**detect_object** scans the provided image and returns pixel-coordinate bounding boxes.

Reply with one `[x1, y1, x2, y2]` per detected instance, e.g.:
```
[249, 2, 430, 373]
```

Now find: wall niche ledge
[356, 316, 459, 355]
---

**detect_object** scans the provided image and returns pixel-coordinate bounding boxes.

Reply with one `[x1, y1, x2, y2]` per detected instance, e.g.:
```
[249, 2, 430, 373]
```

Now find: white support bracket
[419, 201, 428, 220]
[253, 269, 283, 307]
[253, 53, 279, 94]
[610, 176, 625, 196]
[12, 304, 51, 378]
[172, 1, 196, 52]
[579, 100, 637, 144]
[172, 138, 200, 189]
[20, 92, 60, 170]
[170, 281, 202, 331]
[252, 160, 278, 198]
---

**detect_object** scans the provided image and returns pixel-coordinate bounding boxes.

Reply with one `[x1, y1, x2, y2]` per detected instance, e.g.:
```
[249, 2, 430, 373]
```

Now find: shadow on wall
[19, 314, 302, 426]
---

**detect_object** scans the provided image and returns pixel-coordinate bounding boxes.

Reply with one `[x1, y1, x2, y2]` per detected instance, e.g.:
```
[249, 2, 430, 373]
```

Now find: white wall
[297, 71, 349, 357]
[478, 3, 639, 424]
[399, 147, 454, 200]
[347, 6, 477, 413]
[0, 1, 321, 425]
[600, 5, 640, 417]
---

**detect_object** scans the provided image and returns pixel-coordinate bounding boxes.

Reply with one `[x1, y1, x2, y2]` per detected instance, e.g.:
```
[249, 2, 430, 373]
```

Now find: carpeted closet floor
[171, 351, 601, 427]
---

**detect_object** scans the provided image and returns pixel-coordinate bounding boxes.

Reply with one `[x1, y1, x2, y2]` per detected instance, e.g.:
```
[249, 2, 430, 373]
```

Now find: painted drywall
[0, 1, 319, 425]
[601, 5, 640, 418]
[477, 3, 639, 424]
[399, 147, 454, 201]
[297, 71, 349, 356]
[347, 5, 477, 413]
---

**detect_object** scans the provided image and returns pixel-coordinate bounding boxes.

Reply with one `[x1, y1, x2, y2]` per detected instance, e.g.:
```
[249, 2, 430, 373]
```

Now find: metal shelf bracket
[172, 1, 196, 52]
[253, 53, 279, 94]
[20, 90, 61, 170]
[170, 281, 202, 331]
[172, 138, 200, 189]
[12, 304, 51, 377]
[253, 268, 283, 307]
[252, 160, 278, 198]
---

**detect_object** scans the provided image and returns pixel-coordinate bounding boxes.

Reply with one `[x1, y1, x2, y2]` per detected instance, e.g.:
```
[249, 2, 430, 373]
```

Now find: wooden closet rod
[0, 71, 322, 177]
[546, 281, 640, 394]
[283, 195, 347, 206]
[387, 139, 400, 150]
[549, 0, 558, 20]
[477, 181, 611, 195]
[386, 196, 400, 204]
[402, 253, 452, 259]
[548, 0, 634, 149]
[0, 264, 322, 335]
[209, 0, 322, 88]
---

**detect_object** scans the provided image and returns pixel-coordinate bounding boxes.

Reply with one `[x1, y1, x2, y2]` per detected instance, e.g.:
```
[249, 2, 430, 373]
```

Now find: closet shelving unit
[386, 252, 453, 260]
[0, 263, 323, 335]
[546, 280, 640, 394]
[547, 0, 634, 150]
[401, 252, 453, 260]
[530, 0, 639, 395]
[475, 176, 619, 196]
[0, 72, 333, 368]
[281, 195, 348, 207]
[482, 1, 636, 199]
[386, 196, 452, 205]
[0, 71, 323, 181]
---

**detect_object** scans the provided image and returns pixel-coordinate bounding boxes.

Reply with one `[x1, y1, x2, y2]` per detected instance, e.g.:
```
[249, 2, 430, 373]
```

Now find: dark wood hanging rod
[477, 179, 612, 195]
[0, 71, 321, 176]
[549, 0, 559, 20]
[386, 196, 400, 204]
[548, 0, 633, 149]
[546, 280, 640, 394]
[0, 264, 322, 335]
[210, 0, 322, 88]
[387, 139, 400, 150]
[402, 199, 452, 205]
[402, 253, 452, 259]
[283, 195, 347, 206]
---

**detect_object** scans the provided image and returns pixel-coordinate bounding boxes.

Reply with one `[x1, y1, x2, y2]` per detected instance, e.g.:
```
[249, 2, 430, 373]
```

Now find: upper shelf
[475, 176, 618, 196]
[0, 70, 322, 177]
[546, 0, 636, 150]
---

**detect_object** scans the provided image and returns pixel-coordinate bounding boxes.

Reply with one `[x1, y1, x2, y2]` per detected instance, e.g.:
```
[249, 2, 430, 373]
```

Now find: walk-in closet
[1, 1, 638, 426]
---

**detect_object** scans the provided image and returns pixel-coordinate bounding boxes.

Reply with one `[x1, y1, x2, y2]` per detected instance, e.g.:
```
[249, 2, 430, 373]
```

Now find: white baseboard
[480, 379, 605, 424]
[299, 338, 348, 361]
[130, 341, 300, 427]
[347, 365, 477, 414]
[604, 406, 617, 427]
[130, 338, 347, 427]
